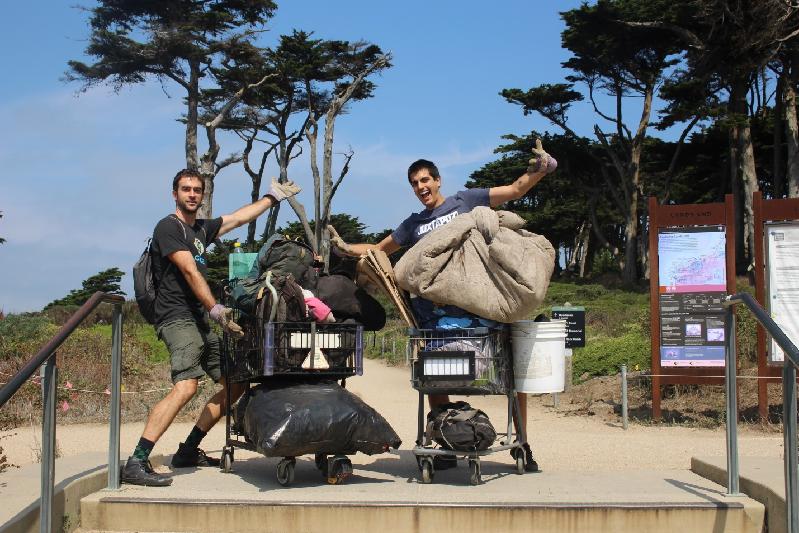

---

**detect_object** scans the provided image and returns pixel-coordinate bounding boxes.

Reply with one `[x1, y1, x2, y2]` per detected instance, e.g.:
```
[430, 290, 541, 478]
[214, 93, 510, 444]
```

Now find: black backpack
[133, 240, 158, 324]
[255, 235, 319, 291]
[133, 216, 186, 324]
[425, 401, 496, 452]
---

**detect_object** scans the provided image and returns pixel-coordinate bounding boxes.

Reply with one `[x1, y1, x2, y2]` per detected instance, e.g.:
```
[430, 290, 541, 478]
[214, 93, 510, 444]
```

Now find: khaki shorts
[158, 318, 223, 384]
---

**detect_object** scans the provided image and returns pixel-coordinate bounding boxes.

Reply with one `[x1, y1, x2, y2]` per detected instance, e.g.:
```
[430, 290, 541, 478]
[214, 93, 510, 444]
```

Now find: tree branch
[322, 148, 354, 221]
[618, 20, 705, 50]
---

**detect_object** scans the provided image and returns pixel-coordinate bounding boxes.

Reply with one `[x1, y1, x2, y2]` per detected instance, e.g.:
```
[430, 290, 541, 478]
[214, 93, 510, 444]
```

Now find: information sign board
[551, 306, 585, 348]
[657, 225, 728, 367]
[766, 222, 799, 363]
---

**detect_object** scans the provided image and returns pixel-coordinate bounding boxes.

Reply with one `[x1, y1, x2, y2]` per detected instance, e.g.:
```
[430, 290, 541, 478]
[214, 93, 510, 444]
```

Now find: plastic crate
[408, 326, 512, 395]
[228, 321, 363, 382]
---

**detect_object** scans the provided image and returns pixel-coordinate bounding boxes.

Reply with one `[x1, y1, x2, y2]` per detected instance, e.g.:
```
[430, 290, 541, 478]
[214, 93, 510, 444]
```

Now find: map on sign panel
[658, 227, 726, 293]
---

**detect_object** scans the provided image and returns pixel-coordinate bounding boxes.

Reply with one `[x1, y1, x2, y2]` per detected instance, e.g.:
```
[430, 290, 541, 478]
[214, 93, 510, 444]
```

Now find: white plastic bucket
[511, 320, 567, 393]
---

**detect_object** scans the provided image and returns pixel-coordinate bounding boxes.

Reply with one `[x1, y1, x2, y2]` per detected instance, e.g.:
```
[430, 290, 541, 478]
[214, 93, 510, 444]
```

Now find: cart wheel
[469, 460, 481, 486]
[419, 457, 434, 484]
[221, 447, 234, 474]
[326, 456, 353, 485]
[276, 458, 295, 486]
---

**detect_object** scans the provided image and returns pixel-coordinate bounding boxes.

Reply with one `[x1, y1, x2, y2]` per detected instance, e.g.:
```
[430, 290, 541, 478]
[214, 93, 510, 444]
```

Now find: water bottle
[229, 241, 247, 279]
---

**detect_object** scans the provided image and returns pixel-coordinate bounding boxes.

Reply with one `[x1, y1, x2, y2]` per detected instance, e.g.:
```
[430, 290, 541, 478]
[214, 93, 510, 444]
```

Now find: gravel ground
[0, 357, 784, 471]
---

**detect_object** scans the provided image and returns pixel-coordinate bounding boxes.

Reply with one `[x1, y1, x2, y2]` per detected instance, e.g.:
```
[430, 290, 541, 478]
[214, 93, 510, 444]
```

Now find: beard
[177, 197, 201, 214]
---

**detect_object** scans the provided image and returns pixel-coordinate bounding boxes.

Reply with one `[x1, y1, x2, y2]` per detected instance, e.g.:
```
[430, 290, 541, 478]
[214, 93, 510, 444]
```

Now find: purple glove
[527, 138, 558, 174]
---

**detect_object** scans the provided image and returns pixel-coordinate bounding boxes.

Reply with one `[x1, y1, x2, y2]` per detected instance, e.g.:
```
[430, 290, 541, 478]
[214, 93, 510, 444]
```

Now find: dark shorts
[158, 318, 223, 384]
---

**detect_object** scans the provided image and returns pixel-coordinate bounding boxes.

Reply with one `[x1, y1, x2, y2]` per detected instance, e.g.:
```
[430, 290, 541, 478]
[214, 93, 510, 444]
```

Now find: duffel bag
[425, 401, 496, 452]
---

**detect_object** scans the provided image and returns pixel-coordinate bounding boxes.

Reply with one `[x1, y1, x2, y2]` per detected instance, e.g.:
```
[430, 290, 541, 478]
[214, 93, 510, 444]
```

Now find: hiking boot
[523, 443, 539, 472]
[511, 443, 539, 472]
[433, 454, 458, 470]
[121, 456, 172, 487]
[171, 443, 221, 468]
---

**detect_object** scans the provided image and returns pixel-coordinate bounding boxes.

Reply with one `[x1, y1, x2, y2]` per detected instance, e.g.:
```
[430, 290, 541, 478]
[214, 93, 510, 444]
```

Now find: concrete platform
[693, 455, 788, 533]
[76, 450, 765, 533]
[0, 453, 108, 533]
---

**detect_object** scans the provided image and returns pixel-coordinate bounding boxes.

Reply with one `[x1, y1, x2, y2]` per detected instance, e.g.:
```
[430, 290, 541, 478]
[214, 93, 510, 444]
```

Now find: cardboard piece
[356, 250, 418, 329]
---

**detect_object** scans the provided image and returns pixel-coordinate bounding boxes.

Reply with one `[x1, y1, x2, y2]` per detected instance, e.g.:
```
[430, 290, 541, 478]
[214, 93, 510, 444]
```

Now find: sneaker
[171, 443, 221, 468]
[121, 456, 172, 487]
[433, 455, 458, 470]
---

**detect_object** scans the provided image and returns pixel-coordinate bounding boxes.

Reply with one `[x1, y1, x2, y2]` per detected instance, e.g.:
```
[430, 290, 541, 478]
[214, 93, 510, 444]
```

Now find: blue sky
[0, 0, 641, 313]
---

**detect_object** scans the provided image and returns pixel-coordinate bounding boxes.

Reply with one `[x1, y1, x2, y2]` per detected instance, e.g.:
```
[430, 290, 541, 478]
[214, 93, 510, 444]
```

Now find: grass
[0, 306, 213, 434]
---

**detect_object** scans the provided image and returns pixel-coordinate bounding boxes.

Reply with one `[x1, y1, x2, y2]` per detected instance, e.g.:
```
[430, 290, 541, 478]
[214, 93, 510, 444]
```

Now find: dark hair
[407, 159, 440, 182]
[172, 168, 204, 193]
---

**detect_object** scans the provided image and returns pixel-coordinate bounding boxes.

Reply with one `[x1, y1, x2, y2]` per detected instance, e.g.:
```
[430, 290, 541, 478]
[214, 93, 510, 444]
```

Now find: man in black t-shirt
[121, 168, 300, 487]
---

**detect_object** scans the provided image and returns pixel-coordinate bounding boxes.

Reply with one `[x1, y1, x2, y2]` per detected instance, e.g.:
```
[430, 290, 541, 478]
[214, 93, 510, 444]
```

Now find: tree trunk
[774, 69, 785, 198]
[185, 60, 200, 171]
[578, 224, 590, 278]
[786, 53, 799, 198]
[639, 208, 650, 281]
[731, 79, 758, 268]
[620, 85, 654, 285]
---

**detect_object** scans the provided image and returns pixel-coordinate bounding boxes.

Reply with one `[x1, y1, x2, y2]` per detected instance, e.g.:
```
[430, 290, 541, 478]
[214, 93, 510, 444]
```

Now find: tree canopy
[45, 268, 126, 309]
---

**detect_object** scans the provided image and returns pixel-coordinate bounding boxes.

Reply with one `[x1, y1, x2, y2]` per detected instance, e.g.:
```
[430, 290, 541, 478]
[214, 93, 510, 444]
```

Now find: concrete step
[79, 451, 765, 533]
[692, 455, 789, 533]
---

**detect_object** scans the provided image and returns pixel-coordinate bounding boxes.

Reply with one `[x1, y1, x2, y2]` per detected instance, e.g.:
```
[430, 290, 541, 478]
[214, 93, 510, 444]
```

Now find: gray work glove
[209, 304, 244, 338]
[266, 177, 301, 202]
[327, 225, 357, 257]
[527, 138, 558, 174]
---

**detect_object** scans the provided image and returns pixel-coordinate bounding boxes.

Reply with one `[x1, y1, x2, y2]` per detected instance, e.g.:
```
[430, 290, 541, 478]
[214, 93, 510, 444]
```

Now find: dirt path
[0, 358, 784, 471]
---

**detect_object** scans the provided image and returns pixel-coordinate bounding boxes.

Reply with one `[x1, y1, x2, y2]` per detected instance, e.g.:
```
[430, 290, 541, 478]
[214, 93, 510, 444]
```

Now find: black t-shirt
[151, 215, 223, 326]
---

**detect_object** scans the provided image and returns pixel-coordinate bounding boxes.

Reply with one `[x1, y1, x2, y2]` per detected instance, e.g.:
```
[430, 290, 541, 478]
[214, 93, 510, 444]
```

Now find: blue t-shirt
[391, 189, 490, 248]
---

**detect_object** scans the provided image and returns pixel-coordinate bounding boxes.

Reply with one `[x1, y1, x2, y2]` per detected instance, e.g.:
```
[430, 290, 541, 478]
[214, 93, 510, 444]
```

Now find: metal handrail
[724, 292, 799, 533]
[0, 291, 125, 533]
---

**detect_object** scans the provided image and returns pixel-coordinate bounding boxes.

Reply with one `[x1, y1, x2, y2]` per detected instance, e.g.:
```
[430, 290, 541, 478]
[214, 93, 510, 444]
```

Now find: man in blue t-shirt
[328, 139, 557, 471]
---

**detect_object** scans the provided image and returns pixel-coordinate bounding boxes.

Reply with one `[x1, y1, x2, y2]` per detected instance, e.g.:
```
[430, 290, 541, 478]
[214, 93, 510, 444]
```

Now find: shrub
[572, 329, 650, 380]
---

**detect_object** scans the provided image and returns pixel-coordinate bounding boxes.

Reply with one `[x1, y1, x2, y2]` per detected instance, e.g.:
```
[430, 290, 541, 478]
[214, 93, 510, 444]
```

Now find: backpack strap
[168, 214, 188, 240]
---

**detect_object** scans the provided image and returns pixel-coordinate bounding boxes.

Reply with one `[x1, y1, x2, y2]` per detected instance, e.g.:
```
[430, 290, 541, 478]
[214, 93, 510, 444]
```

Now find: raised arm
[218, 178, 301, 237]
[488, 138, 557, 208]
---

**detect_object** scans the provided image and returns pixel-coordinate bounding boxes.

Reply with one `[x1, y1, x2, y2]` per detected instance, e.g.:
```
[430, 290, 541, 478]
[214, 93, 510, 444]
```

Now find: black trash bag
[425, 401, 496, 452]
[316, 274, 386, 331]
[242, 381, 401, 457]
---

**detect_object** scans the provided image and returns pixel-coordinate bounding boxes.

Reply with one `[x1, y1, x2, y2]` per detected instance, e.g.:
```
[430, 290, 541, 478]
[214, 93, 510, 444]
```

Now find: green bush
[0, 313, 58, 360]
[87, 323, 169, 363]
[572, 329, 650, 380]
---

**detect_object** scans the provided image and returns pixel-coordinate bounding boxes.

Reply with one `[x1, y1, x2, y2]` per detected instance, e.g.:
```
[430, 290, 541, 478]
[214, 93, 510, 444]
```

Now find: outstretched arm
[218, 178, 301, 237]
[328, 226, 401, 258]
[489, 138, 557, 208]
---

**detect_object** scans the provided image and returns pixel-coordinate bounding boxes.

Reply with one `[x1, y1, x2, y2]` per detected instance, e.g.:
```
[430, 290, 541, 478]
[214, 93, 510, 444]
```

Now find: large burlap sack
[395, 207, 555, 323]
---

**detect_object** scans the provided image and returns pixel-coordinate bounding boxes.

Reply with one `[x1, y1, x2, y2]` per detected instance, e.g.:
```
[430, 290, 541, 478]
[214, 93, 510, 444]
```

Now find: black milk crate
[228, 320, 363, 382]
[408, 326, 512, 395]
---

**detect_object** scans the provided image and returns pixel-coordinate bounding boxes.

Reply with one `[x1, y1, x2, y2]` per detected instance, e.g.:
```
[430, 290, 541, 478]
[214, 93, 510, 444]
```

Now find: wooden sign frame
[753, 191, 799, 420]
[648, 195, 737, 420]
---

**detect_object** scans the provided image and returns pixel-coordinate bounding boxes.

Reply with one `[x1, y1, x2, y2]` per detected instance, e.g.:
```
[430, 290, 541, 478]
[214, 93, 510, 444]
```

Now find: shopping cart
[219, 276, 364, 486]
[408, 326, 527, 485]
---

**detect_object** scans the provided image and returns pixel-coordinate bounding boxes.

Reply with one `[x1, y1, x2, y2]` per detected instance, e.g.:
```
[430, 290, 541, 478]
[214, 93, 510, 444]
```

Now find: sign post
[753, 191, 799, 420]
[552, 306, 586, 348]
[648, 195, 737, 420]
